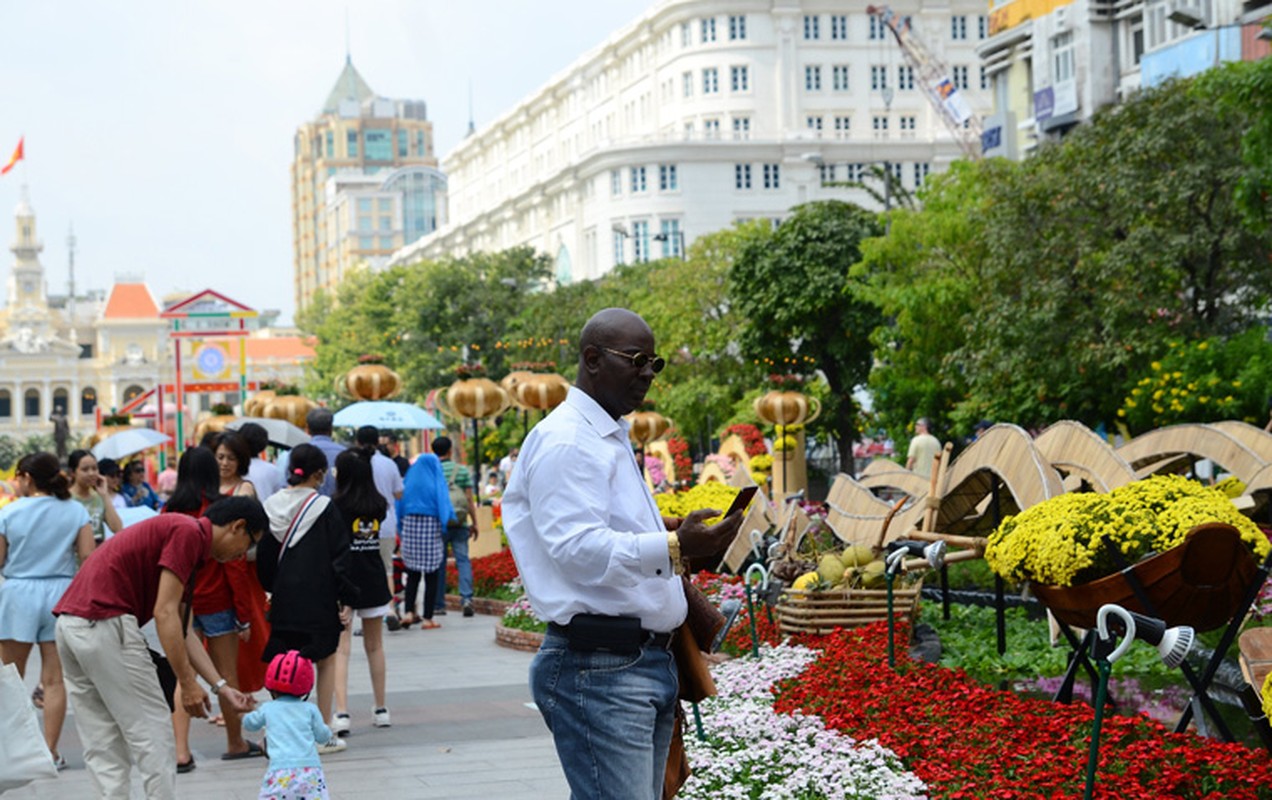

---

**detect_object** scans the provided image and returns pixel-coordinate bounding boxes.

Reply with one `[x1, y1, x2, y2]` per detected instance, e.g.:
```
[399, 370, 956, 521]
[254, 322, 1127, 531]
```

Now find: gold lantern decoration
[439, 378, 511, 421]
[516, 373, 570, 412]
[244, 390, 276, 418]
[627, 410, 671, 449]
[262, 391, 317, 429]
[754, 391, 821, 427]
[340, 357, 402, 401]
[501, 371, 535, 409]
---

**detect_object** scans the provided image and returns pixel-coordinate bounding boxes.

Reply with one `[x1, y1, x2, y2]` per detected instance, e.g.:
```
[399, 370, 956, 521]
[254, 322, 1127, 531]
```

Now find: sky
[0, 0, 653, 324]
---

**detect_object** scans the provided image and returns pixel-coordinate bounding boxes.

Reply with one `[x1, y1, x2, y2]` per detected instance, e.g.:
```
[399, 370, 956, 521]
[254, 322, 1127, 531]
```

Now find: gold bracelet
[667, 532, 683, 575]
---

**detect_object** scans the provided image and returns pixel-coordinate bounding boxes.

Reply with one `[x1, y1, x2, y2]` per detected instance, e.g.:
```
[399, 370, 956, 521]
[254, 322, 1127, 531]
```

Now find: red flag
[1, 138, 24, 176]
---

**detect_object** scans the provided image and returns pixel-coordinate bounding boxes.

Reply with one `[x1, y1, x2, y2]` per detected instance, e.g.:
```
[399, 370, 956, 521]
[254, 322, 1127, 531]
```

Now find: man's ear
[580, 345, 601, 376]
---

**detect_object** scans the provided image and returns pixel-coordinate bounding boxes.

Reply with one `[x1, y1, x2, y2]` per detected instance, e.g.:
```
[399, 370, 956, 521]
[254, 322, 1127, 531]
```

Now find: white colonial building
[391, 0, 993, 282]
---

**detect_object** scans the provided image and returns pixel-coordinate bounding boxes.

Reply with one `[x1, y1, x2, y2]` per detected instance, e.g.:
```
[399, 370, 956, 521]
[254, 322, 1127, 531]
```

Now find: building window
[832, 64, 850, 91]
[846, 162, 865, 182]
[611, 170, 622, 196]
[806, 116, 824, 135]
[831, 15, 848, 40]
[980, 65, 990, 90]
[873, 116, 889, 137]
[703, 68, 719, 94]
[732, 116, 751, 140]
[762, 163, 780, 189]
[378, 235, 394, 249]
[704, 118, 721, 138]
[735, 163, 752, 189]
[803, 15, 820, 39]
[24, 389, 39, 418]
[416, 131, 425, 155]
[871, 65, 888, 91]
[1053, 32, 1075, 83]
[357, 215, 372, 232]
[614, 230, 626, 265]
[952, 15, 967, 39]
[658, 219, 683, 258]
[833, 116, 851, 138]
[658, 164, 678, 191]
[346, 130, 359, 158]
[898, 65, 915, 90]
[683, 71, 693, 97]
[324, 131, 333, 158]
[397, 130, 408, 157]
[357, 198, 373, 212]
[913, 162, 931, 185]
[701, 17, 717, 43]
[978, 15, 989, 38]
[899, 116, 916, 135]
[953, 65, 969, 90]
[681, 22, 692, 47]
[728, 15, 746, 40]
[818, 163, 836, 185]
[364, 130, 391, 160]
[80, 387, 96, 416]
[630, 166, 647, 193]
[632, 220, 650, 263]
[358, 235, 374, 250]
[805, 65, 822, 91]
[0, 389, 10, 418]
[730, 65, 749, 92]
[870, 15, 886, 40]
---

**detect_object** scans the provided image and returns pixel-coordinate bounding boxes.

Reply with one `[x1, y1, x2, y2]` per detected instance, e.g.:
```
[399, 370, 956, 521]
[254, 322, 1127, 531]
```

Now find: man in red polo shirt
[54, 496, 269, 800]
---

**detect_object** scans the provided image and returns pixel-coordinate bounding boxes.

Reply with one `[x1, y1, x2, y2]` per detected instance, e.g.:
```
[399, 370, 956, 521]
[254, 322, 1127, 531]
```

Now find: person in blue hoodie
[395, 453, 454, 629]
[242, 650, 333, 799]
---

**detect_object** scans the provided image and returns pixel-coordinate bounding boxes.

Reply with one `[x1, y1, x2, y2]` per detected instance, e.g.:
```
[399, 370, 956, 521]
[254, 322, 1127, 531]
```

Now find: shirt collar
[566, 386, 627, 440]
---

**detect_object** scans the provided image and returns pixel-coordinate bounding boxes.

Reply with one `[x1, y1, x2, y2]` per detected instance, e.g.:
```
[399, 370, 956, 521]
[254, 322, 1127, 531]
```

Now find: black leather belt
[548, 620, 673, 651]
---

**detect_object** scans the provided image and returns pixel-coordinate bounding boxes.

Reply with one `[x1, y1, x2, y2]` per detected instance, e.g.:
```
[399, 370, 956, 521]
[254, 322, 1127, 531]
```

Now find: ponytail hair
[286, 443, 328, 487]
[18, 452, 71, 500]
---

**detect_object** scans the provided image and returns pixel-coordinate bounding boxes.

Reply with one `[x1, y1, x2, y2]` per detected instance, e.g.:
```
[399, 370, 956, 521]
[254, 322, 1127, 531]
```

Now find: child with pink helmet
[242, 651, 333, 799]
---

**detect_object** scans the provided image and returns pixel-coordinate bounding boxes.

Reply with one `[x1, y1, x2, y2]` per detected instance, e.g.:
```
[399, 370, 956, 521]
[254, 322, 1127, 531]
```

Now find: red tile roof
[102, 283, 160, 319]
[243, 337, 316, 361]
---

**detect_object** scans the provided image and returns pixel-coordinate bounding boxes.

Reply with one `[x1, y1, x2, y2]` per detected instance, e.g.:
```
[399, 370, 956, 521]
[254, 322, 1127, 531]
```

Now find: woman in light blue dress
[0, 452, 96, 769]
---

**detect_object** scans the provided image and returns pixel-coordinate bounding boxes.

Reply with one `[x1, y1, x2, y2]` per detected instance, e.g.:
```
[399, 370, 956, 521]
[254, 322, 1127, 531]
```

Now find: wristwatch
[211, 678, 228, 694]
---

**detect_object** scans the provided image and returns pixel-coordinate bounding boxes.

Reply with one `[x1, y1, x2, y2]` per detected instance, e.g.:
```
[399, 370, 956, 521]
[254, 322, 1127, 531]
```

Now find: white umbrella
[333, 401, 443, 430]
[92, 428, 173, 461]
[225, 417, 311, 449]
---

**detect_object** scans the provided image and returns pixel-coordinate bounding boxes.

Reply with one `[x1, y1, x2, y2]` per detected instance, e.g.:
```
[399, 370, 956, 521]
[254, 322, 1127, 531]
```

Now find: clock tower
[8, 185, 48, 312]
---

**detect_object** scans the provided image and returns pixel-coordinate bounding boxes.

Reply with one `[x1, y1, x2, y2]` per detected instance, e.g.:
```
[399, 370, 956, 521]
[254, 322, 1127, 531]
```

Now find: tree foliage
[730, 201, 883, 470]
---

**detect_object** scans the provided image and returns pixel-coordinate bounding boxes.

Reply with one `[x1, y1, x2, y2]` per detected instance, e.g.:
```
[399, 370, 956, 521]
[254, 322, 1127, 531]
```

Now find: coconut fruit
[840, 544, 876, 568]
[860, 560, 887, 589]
[818, 554, 847, 585]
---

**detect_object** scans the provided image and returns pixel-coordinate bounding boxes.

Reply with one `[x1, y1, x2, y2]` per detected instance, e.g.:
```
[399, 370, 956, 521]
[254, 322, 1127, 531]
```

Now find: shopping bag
[0, 662, 57, 791]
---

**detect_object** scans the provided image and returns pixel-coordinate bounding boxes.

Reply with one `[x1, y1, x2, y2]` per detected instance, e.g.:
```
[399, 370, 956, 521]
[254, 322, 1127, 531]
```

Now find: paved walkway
[9, 613, 568, 799]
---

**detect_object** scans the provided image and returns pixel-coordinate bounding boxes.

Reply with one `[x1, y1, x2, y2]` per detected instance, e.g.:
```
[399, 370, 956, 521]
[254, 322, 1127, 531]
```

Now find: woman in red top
[166, 445, 262, 765]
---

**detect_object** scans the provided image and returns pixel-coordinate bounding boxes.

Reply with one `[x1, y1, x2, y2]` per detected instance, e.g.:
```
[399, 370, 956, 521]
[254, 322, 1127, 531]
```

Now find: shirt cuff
[637, 530, 675, 578]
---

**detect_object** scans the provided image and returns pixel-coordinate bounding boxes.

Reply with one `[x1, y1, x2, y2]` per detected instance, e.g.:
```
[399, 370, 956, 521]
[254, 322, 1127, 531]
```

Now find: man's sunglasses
[602, 347, 666, 374]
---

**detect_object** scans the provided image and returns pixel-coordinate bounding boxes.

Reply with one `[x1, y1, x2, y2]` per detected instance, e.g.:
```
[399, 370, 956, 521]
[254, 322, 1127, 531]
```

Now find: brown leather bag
[662, 579, 725, 798]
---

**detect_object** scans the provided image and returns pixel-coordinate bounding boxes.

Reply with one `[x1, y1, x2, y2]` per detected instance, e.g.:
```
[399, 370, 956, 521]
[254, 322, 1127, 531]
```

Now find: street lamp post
[652, 230, 686, 260]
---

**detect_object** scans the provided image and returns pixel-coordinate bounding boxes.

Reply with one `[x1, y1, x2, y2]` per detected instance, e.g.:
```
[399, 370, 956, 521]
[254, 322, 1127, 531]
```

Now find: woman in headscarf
[396, 453, 454, 630]
[258, 443, 358, 754]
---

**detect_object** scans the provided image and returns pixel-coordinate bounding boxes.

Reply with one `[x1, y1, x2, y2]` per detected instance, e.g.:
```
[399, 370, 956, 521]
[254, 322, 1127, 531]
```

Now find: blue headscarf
[398, 453, 455, 524]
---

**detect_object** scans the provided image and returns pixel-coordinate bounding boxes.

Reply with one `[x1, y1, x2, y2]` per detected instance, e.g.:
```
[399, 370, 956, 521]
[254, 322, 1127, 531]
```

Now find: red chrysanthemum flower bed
[447, 547, 519, 596]
[725, 423, 768, 457]
[770, 621, 1272, 799]
[666, 434, 693, 483]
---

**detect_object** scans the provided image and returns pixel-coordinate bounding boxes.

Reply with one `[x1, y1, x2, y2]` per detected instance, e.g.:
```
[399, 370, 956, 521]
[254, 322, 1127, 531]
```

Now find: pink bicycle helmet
[264, 650, 314, 696]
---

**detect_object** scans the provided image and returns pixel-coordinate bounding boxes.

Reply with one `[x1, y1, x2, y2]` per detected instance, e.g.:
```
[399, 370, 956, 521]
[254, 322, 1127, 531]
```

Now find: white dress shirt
[369, 450, 404, 538]
[503, 387, 686, 633]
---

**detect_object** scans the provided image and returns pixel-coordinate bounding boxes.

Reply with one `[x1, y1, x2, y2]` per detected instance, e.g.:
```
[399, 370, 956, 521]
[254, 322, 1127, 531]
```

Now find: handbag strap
[278, 492, 322, 565]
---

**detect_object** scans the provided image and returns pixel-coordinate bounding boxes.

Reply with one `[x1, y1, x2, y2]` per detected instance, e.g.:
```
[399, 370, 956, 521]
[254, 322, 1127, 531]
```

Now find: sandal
[177, 756, 196, 774]
[221, 740, 266, 761]
[421, 619, 441, 630]
[399, 613, 419, 629]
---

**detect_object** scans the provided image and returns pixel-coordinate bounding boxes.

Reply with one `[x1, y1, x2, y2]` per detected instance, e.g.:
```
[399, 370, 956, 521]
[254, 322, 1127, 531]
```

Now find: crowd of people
[0, 411, 488, 799]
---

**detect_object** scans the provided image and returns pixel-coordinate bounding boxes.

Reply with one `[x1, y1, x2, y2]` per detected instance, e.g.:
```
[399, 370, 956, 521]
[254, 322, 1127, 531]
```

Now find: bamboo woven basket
[776, 579, 925, 636]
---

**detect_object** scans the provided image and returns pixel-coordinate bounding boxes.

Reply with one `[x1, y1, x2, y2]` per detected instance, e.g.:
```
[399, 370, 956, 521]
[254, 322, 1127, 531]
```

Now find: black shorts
[262, 627, 341, 663]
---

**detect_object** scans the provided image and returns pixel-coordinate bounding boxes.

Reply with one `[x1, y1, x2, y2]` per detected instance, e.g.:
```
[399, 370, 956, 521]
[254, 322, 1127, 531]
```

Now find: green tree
[730, 201, 883, 472]
[854, 160, 992, 445]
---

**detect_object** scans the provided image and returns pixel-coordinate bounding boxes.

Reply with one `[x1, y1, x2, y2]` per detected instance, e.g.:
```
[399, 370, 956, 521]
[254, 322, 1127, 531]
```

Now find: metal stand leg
[1052, 625, 1104, 706]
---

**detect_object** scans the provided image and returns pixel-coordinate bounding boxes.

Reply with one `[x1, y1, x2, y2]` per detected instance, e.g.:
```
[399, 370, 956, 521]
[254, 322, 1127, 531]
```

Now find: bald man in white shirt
[503, 308, 742, 800]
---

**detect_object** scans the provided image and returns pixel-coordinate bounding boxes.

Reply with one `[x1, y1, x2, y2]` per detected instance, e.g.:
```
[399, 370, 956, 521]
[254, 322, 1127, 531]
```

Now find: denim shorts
[193, 608, 238, 638]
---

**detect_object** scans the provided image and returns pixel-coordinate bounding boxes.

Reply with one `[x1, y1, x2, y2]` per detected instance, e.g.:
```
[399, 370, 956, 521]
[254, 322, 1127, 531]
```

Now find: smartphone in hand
[723, 486, 759, 519]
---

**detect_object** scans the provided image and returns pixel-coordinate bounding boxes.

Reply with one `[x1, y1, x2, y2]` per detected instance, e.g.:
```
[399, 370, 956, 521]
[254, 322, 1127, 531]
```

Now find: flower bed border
[443, 594, 513, 617]
[495, 622, 544, 652]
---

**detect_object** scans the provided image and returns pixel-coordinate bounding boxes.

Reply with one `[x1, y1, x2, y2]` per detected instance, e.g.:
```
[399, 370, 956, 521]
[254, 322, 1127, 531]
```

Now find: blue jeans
[530, 629, 678, 800]
[436, 525, 473, 603]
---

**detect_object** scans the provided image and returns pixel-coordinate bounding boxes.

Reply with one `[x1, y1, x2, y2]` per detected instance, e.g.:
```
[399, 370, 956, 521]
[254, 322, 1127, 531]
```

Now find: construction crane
[866, 5, 984, 159]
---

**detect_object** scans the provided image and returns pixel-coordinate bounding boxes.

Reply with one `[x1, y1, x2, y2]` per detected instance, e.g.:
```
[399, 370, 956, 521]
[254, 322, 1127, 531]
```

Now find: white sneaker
[373, 707, 391, 728]
[318, 736, 347, 754]
[332, 712, 351, 737]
